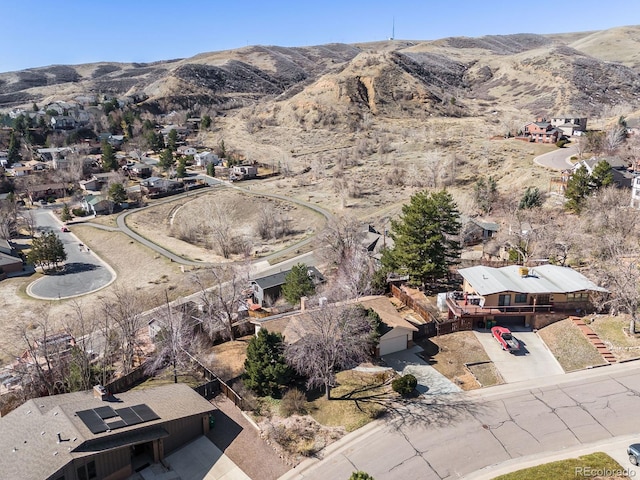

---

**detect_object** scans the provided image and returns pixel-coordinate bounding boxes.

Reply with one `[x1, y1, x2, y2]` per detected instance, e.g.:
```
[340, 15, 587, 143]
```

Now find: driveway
[382, 346, 462, 395]
[473, 327, 564, 383]
[26, 209, 115, 299]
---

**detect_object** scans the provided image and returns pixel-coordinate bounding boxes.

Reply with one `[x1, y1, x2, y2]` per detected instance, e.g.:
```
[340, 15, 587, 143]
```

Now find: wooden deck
[446, 296, 553, 318]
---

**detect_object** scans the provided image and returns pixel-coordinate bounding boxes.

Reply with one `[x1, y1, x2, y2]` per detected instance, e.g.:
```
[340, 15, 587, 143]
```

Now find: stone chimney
[300, 296, 307, 312]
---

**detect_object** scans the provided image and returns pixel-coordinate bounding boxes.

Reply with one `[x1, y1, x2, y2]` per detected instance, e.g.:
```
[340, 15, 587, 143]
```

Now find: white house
[631, 176, 640, 208]
[177, 146, 197, 156]
[194, 151, 219, 167]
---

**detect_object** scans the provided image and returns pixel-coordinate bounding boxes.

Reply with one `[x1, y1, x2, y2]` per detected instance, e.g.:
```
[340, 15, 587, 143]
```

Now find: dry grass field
[588, 314, 640, 361]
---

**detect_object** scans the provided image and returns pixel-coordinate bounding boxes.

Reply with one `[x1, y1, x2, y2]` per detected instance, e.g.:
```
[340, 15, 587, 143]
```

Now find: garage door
[496, 316, 525, 326]
[380, 335, 408, 356]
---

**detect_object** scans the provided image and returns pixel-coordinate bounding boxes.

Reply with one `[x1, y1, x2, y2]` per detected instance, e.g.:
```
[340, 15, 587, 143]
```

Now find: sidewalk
[463, 434, 640, 479]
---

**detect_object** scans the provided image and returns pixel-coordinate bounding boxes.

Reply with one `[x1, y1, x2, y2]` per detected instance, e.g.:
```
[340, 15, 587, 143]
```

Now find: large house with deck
[445, 264, 607, 329]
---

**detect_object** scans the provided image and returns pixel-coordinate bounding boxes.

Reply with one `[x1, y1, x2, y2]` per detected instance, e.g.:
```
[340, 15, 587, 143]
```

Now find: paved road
[534, 144, 578, 170]
[282, 362, 640, 480]
[27, 210, 115, 300]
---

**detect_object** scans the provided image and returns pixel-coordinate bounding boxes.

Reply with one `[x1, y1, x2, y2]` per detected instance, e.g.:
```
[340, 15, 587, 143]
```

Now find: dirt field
[417, 331, 501, 390]
[126, 188, 326, 263]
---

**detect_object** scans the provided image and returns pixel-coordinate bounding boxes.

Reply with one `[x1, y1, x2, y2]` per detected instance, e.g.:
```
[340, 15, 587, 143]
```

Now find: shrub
[392, 374, 417, 396]
[280, 388, 307, 417]
[72, 208, 88, 217]
[350, 472, 375, 480]
[556, 139, 568, 148]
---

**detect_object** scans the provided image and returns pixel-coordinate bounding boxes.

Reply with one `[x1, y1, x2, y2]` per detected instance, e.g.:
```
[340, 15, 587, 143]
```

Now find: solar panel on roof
[116, 407, 143, 426]
[131, 404, 160, 422]
[77, 409, 108, 434]
[94, 406, 117, 419]
[105, 420, 127, 430]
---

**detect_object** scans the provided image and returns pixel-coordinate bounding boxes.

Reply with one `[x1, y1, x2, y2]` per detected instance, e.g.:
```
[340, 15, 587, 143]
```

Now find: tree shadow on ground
[57, 262, 99, 274]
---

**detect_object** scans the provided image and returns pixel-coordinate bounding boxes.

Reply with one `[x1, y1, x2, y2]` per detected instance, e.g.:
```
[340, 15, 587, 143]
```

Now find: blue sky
[1, 0, 637, 73]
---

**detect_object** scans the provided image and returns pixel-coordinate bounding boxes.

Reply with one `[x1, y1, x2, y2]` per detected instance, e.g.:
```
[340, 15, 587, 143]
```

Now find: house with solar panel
[0, 383, 215, 480]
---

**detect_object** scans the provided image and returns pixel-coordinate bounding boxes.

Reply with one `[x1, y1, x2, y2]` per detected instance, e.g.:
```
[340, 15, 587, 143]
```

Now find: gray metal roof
[458, 264, 608, 296]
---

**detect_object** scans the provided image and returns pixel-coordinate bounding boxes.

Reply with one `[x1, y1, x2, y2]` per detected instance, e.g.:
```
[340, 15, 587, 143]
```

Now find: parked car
[628, 444, 640, 465]
[61, 226, 70, 232]
[491, 326, 520, 352]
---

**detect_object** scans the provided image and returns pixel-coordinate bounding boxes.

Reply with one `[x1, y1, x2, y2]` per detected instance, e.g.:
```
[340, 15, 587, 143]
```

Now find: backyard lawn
[588, 314, 640, 361]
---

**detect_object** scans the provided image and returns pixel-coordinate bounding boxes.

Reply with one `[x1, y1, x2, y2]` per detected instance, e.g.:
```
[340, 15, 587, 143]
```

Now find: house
[140, 177, 183, 196]
[128, 163, 152, 178]
[177, 146, 197, 157]
[27, 183, 67, 203]
[251, 295, 418, 356]
[523, 119, 563, 143]
[0, 244, 23, 274]
[550, 117, 588, 136]
[462, 217, 499, 246]
[0, 383, 215, 480]
[250, 266, 324, 307]
[37, 147, 72, 164]
[194, 151, 219, 167]
[0, 151, 8, 167]
[446, 264, 608, 329]
[79, 177, 103, 192]
[573, 157, 636, 188]
[631, 176, 640, 208]
[7, 165, 33, 177]
[50, 115, 77, 130]
[82, 194, 114, 215]
[230, 165, 258, 180]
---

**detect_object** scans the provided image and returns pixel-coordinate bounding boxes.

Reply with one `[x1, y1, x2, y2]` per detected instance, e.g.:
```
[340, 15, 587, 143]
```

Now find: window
[87, 461, 97, 479]
[76, 461, 96, 480]
[515, 294, 527, 304]
[498, 295, 511, 306]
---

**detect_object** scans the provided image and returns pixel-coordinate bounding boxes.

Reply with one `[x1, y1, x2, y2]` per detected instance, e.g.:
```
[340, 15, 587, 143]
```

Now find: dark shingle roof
[251, 266, 324, 290]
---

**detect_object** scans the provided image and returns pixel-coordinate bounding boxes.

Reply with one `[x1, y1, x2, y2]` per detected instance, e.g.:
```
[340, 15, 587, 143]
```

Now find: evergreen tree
[201, 115, 212, 130]
[282, 263, 316, 305]
[383, 190, 462, 288]
[519, 186, 543, 210]
[108, 183, 127, 204]
[590, 161, 613, 190]
[159, 148, 174, 172]
[7, 131, 21, 166]
[61, 204, 72, 222]
[28, 231, 67, 272]
[243, 329, 293, 397]
[176, 158, 187, 178]
[101, 140, 117, 172]
[167, 129, 178, 152]
[206, 162, 215, 177]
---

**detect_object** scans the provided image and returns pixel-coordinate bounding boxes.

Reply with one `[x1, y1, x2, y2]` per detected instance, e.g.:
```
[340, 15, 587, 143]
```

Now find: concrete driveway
[26, 209, 115, 299]
[382, 346, 462, 395]
[534, 144, 578, 170]
[473, 327, 564, 383]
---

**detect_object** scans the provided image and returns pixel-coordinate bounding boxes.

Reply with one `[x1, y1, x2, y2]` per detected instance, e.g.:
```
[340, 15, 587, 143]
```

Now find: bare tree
[0, 196, 18, 239]
[285, 304, 375, 400]
[62, 301, 100, 391]
[101, 287, 147, 374]
[604, 123, 627, 155]
[204, 201, 235, 258]
[318, 215, 364, 266]
[191, 263, 249, 342]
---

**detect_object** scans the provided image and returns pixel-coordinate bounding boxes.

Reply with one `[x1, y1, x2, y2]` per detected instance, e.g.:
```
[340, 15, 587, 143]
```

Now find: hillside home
[573, 157, 636, 188]
[550, 117, 588, 136]
[523, 120, 563, 143]
[140, 177, 182, 196]
[230, 165, 258, 180]
[27, 183, 67, 203]
[82, 194, 114, 215]
[251, 295, 418, 356]
[446, 264, 607, 329]
[250, 266, 324, 307]
[631, 176, 640, 208]
[128, 163, 152, 178]
[194, 151, 219, 167]
[0, 383, 215, 480]
[177, 146, 197, 156]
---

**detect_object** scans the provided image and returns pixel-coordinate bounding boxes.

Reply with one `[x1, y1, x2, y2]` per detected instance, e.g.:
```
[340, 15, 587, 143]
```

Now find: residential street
[533, 144, 578, 170]
[26, 209, 115, 299]
[282, 362, 640, 480]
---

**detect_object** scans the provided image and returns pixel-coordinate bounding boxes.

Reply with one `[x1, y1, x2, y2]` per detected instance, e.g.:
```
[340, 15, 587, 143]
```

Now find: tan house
[446, 264, 607, 328]
[550, 117, 588, 136]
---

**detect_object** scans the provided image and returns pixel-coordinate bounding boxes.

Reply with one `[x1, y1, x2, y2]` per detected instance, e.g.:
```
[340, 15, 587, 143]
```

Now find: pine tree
[108, 183, 127, 204]
[176, 158, 187, 178]
[28, 232, 67, 272]
[383, 190, 462, 289]
[61, 204, 72, 222]
[282, 263, 316, 305]
[7, 131, 21, 166]
[159, 148, 174, 172]
[101, 141, 117, 172]
[201, 115, 212, 129]
[590, 161, 613, 190]
[243, 329, 292, 397]
[519, 187, 543, 210]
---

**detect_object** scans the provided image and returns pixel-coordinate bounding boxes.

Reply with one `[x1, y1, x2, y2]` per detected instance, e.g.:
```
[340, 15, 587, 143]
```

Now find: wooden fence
[104, 361, 151, 394]
[181, 348, 244, 410]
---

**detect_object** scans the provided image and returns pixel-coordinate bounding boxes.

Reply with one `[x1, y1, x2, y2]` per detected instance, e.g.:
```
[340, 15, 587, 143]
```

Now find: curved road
[534, 144, 578, 170]
[285, 362, 640, 480]
[27, 210, 116, 300]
